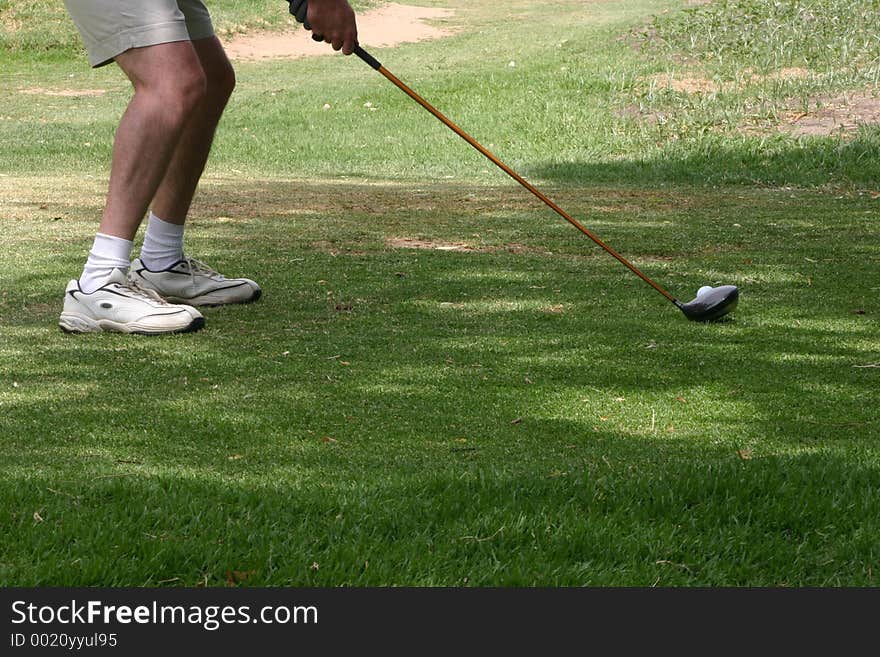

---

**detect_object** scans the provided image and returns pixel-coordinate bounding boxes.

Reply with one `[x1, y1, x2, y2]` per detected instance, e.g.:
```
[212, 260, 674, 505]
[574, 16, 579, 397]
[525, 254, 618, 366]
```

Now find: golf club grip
[354, 45, 381, 70]
[353, 47, 677, 304]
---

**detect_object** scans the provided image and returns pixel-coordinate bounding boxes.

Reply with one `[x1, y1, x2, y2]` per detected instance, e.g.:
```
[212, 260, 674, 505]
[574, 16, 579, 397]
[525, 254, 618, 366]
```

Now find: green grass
[651, 0, 880, 75]
[1, 0, 879, 586]
[628, 0, 880, 161]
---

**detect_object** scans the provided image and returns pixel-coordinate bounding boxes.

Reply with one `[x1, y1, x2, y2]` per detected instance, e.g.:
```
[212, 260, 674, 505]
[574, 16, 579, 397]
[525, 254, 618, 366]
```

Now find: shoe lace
[125, 278, 173, 305]
[184, 256, 226, 282]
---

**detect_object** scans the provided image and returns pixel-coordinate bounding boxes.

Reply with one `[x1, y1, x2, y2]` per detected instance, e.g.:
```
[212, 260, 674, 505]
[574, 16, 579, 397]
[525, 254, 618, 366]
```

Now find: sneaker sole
[59, 313, 205, 335]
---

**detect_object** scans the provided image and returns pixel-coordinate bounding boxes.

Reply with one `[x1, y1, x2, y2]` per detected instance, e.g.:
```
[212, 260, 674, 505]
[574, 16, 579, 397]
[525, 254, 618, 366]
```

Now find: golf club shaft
[354, 45, 678, 305]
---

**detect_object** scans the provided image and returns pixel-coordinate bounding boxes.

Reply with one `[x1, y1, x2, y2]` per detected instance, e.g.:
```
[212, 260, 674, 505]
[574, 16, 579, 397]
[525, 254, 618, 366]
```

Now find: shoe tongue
[106, 268, 130, 285]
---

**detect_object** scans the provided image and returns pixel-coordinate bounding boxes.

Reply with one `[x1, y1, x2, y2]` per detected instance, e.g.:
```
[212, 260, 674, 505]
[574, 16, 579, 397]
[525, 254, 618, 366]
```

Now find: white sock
[79, 233, 133, 294]
[140, 211, 185, 271]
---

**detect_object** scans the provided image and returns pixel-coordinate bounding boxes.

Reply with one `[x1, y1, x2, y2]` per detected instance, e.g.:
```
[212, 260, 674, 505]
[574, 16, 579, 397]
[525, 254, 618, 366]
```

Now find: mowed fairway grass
[1, 0, 878, 586]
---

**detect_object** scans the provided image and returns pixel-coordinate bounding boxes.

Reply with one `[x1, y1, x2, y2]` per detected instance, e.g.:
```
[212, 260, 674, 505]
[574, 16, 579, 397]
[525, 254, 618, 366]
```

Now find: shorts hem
[87, 20, 215, 68]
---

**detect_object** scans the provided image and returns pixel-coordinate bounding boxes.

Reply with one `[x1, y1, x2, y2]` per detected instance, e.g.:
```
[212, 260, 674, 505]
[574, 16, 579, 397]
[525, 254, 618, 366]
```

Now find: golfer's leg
[99, 41, 208, 240]
[60, 44, 209, 334]
[150, 36, 236, 224]
[131, 36, 260, 307]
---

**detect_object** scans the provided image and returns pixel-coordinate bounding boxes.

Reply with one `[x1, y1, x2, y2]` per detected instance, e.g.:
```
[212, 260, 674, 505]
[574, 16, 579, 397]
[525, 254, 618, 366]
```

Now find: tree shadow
[527, 129, 880, 188]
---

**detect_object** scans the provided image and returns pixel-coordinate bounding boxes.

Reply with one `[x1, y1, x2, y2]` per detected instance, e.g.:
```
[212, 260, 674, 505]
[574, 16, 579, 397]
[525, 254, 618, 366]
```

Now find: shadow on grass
[528, 129, 880, 188]
[1, 445, 879, 586]
[1, 179, 878, 585]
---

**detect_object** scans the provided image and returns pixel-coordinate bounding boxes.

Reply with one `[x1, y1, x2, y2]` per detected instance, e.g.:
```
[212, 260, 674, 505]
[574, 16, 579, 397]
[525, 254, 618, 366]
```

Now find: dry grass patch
[780, 92, 880, 137]
[17, 88, 107, 97]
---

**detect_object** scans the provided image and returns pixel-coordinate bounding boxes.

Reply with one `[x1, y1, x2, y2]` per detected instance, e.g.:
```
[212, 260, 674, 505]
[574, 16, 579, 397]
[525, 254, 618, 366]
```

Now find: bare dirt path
[223, 3, 457, 62]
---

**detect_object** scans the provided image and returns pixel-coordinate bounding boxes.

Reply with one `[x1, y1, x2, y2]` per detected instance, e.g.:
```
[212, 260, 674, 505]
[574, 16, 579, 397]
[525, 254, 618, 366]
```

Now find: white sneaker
[129, 257, 262, 307]
[59, 268, 204, 335]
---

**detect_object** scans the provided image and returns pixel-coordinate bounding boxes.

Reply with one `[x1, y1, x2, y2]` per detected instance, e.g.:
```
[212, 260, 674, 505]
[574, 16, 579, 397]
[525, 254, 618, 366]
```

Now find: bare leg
[150, 36, 236, 225]
[99, 41, 208, 240]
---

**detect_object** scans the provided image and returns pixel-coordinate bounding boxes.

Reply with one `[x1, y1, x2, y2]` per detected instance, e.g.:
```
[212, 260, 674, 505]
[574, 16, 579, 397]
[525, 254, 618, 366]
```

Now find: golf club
[332, 39, 739, 320]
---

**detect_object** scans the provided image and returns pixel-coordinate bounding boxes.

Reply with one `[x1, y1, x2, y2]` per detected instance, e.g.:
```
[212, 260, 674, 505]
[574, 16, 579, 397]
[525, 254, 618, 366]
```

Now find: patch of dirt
[643, 67, 812, 96]
[224, 3, 457, 62]
[627, 67, 880, 137]
[17, 88, 107, 97]
[767, 67, 812, 82]
[386, 237, 478, 252]
[385, 237, 555, 255]
[780, 92, 880, 137]
[647, 74, 718, 95]
[311, 240, 365, 256]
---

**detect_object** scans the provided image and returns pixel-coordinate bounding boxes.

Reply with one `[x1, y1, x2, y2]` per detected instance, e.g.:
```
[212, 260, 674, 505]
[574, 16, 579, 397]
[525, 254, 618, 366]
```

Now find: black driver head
[676, 285, 739, 322]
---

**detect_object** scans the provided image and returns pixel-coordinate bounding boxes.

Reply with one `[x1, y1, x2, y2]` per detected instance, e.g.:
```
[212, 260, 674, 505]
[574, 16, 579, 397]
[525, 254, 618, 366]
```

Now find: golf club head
[676, 285, 739, 322]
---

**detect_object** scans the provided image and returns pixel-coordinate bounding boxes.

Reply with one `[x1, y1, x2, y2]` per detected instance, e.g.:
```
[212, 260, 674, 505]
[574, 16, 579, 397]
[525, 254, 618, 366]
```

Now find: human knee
[170, 65, 209, 115]
[149, 64, 207, 126]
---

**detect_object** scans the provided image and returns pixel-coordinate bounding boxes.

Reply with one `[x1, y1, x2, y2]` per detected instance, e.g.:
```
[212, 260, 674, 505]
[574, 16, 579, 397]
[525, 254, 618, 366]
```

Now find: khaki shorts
[62, 0, 215, 68]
